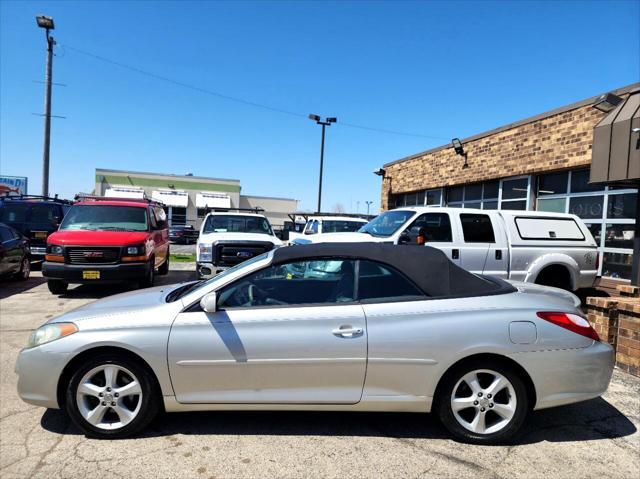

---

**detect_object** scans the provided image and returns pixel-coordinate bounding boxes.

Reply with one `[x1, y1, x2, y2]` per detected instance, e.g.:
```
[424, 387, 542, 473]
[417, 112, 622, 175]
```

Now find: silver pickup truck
[292, 207, 599, 291]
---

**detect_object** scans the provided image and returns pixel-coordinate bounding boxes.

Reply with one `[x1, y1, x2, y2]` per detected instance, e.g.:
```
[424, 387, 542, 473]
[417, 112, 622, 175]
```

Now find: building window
[446, 181, 499, 209]
[534, 168, 637, 281]
[500, 177, 530, 210]
[394, 188, 442, 208]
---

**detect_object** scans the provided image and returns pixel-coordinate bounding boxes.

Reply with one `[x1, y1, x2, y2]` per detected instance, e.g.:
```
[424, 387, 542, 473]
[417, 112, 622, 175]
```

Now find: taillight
[536, 311, 600, 341]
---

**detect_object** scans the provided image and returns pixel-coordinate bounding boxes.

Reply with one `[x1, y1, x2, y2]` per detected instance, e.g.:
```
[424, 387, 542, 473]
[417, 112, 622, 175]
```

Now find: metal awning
[105, 187, 144, 199]
[151, 190, 188, 207]
[195, 193, 231, 209]
[590, 91, 640, 184]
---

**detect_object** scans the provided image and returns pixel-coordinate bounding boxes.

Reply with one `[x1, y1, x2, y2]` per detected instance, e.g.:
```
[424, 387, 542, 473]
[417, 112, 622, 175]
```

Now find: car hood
[506, 280, 581, 309]
[292, 232, 385, 244]
[48, 230, 150, 246]
[199, 232, 282, 245]
[47, 284, 180, 325]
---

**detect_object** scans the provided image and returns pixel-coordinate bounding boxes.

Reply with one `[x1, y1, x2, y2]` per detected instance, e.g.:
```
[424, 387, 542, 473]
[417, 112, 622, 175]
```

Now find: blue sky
[1, 0, 638, 213]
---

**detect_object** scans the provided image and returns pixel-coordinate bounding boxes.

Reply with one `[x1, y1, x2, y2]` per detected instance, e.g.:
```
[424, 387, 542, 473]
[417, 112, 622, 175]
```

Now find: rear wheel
[139, 260, 155, 288]
[47, 279, 68, 294]
[13, 256, 30, 281]
[435, 361, 529, 444]
[158, 251, 169, 276]
[65, 353, 160, 438]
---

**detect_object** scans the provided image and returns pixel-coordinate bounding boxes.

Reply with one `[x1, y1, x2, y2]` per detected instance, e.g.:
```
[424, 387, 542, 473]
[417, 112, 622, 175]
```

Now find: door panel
[168, 304, 367, 404]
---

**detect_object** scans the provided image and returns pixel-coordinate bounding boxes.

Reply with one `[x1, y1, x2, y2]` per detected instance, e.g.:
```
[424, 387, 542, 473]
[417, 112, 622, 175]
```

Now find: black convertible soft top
[272, 243, 516, 298]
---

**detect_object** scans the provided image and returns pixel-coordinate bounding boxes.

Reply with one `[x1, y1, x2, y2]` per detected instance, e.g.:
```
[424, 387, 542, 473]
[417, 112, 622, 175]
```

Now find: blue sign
[0, 176, 28, 196]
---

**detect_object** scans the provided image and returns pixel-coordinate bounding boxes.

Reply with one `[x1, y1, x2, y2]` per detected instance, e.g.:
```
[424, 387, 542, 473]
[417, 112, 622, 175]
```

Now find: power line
[62, 44, 450, 141]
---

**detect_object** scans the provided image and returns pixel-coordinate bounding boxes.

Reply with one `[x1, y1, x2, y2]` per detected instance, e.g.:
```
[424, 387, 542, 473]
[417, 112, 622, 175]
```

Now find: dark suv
[0, 195, 71, 262]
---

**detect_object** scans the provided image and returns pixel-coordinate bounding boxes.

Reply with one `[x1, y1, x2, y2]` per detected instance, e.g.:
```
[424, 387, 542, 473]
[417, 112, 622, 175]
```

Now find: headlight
[50, 245, 63, 255]
[26, 322, 78, 349]
[199, 243, 213, 262]
[126, 245, 144, 255]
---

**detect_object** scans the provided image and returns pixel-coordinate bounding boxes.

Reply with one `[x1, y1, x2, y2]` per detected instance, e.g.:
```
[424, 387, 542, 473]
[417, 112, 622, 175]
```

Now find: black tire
[47, 279, 68, 294]
[13, 256, 30, 281]
[158, 251, 169, 276]
[435, 359, 529, 445]
[139, 260, 155, 288]
[65, 353, 160, 439]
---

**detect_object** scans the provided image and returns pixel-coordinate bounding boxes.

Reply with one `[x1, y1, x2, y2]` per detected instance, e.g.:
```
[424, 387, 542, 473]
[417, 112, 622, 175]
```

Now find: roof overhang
[590, 91, 640, 185]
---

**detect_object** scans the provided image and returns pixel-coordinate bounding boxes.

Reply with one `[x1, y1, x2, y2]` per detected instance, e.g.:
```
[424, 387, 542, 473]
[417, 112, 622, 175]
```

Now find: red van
[43, 196, 170, 294]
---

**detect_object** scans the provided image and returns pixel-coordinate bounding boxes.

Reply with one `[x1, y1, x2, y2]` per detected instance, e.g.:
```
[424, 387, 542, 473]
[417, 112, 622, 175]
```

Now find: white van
[287, 215, 368, 243]
[293, 207, 599, 291]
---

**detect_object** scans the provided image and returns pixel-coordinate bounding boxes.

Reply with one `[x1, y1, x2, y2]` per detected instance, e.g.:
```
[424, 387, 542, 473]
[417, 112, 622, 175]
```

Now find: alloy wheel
[75, 364, 143, 430]
[450, 369, 517, 435]
[20, 257, 30, 279]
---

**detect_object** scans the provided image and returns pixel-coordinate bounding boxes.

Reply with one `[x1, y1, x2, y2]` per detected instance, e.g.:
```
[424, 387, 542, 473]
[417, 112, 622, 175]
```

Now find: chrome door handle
[332, 326, 363, 337]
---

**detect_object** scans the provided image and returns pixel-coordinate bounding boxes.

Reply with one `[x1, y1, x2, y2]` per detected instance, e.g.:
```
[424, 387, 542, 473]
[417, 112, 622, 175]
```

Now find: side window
[217, 259, 356, 308]
[357, 260, 425, 302]
[411, 213, 452, 242]
[460, 214, 495, 243]
[154, 207, 167, 227]
[149, 208, 158, 229]
[311, 220, 319, 234]
[0, 226, 12, 242]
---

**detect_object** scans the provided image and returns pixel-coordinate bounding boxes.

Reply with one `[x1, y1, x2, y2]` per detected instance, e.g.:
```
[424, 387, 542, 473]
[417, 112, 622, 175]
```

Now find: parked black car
[0, 195, 71, 262]
[169, 224, 198, 244]
[0, 222, 30, 280]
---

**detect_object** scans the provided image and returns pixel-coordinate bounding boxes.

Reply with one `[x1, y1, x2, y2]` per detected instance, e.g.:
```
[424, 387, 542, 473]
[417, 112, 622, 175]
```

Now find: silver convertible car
[16, 243, 614, 444]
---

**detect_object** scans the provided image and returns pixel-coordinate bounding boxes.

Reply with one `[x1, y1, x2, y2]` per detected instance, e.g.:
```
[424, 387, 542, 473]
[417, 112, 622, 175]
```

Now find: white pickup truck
[292, 207, 599, 291]
[196, 211, 282, 279]
[287, 215, 368, 243]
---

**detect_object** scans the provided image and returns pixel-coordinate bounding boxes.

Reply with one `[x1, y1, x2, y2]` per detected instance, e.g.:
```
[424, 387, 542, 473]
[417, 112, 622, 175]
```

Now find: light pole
[308, 114, 336, 212]
[365, 200, 373, 215]
[36, 15, 55, 197]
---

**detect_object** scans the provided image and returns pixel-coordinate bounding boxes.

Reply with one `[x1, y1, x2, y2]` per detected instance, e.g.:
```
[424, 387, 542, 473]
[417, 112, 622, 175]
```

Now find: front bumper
[16, 344, 71, 409]
[196, 262, 227, 279]
[42, 261, 150, 283]
[512, 340, 615, 410]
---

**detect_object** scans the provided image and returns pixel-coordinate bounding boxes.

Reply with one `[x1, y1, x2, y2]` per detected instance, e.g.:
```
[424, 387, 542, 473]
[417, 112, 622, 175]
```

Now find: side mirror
[200, 292, 218, 313]
[398, 231, 411, 245]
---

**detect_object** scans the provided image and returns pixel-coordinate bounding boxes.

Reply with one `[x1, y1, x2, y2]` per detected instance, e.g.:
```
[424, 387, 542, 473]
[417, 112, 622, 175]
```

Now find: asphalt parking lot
[0, 269, 638, 478]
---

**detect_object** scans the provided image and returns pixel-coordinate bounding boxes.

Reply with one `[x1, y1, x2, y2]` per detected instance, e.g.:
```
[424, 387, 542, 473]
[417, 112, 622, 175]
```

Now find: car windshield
[60, 205, 148, 232]
[322, 220, 366, 233]
[358, 210, 415, 237]
[202, 215, 273, 235]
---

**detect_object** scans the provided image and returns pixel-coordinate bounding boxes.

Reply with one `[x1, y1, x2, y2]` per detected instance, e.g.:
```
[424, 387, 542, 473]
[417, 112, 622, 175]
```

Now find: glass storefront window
[501, 200, 527, 210]
[483, 181, 499, 199]
[483, 201, 498, 210]
[570, 169, 602, 193]
[568, 196, 604, 219]
[607, 193, 637, 219]
[464, 202, 481, 209]
[537, 197, 566, 213]
[465, 183, 482, 201]
[448, 186, 464, 203]
[426, 189, 441, 206]
[586, 223, 602, 244]
[604, 224, 635, 249]
[502, 178, 528, 200]
[538, 172, 568, 196]
[602, 252, 633, 280]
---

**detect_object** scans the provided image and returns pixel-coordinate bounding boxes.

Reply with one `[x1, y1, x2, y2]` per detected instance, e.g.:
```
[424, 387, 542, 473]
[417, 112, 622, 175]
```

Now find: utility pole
[308, 114, 337, 212]
[36, 15, 55, 197]
[365, 200, 373, 215]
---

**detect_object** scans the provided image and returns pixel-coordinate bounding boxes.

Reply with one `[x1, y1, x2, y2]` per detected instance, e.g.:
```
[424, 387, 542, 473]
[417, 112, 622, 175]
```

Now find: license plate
[82, 271, 100, 280]
[34, 231, 47, 239]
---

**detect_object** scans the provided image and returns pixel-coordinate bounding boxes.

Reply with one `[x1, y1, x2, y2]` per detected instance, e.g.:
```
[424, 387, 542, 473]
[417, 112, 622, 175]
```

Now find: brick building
[379, 82, 640, 286]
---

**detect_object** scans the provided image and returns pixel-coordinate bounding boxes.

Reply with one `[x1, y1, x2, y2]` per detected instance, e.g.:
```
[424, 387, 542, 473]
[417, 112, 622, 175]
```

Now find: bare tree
[331, 203, 346, 214]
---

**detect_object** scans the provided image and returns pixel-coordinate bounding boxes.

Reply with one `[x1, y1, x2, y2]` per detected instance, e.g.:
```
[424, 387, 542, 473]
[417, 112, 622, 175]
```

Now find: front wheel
[435, 361, 529, 444]
[139, 260, 155, 288]
[158, 252, 169, 276]
[47, 279, 68, 294]
[65, 353, 160, 439]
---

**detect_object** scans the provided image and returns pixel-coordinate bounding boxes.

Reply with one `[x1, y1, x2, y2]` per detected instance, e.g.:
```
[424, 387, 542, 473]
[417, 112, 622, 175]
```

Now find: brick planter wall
[585, 286, 640, 377]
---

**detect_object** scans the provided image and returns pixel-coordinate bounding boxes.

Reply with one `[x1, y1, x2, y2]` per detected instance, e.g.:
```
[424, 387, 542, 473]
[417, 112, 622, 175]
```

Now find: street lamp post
[36, 15, 55, 197]
[365, 200, 373, 215]
[308, 114, 337, 212]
